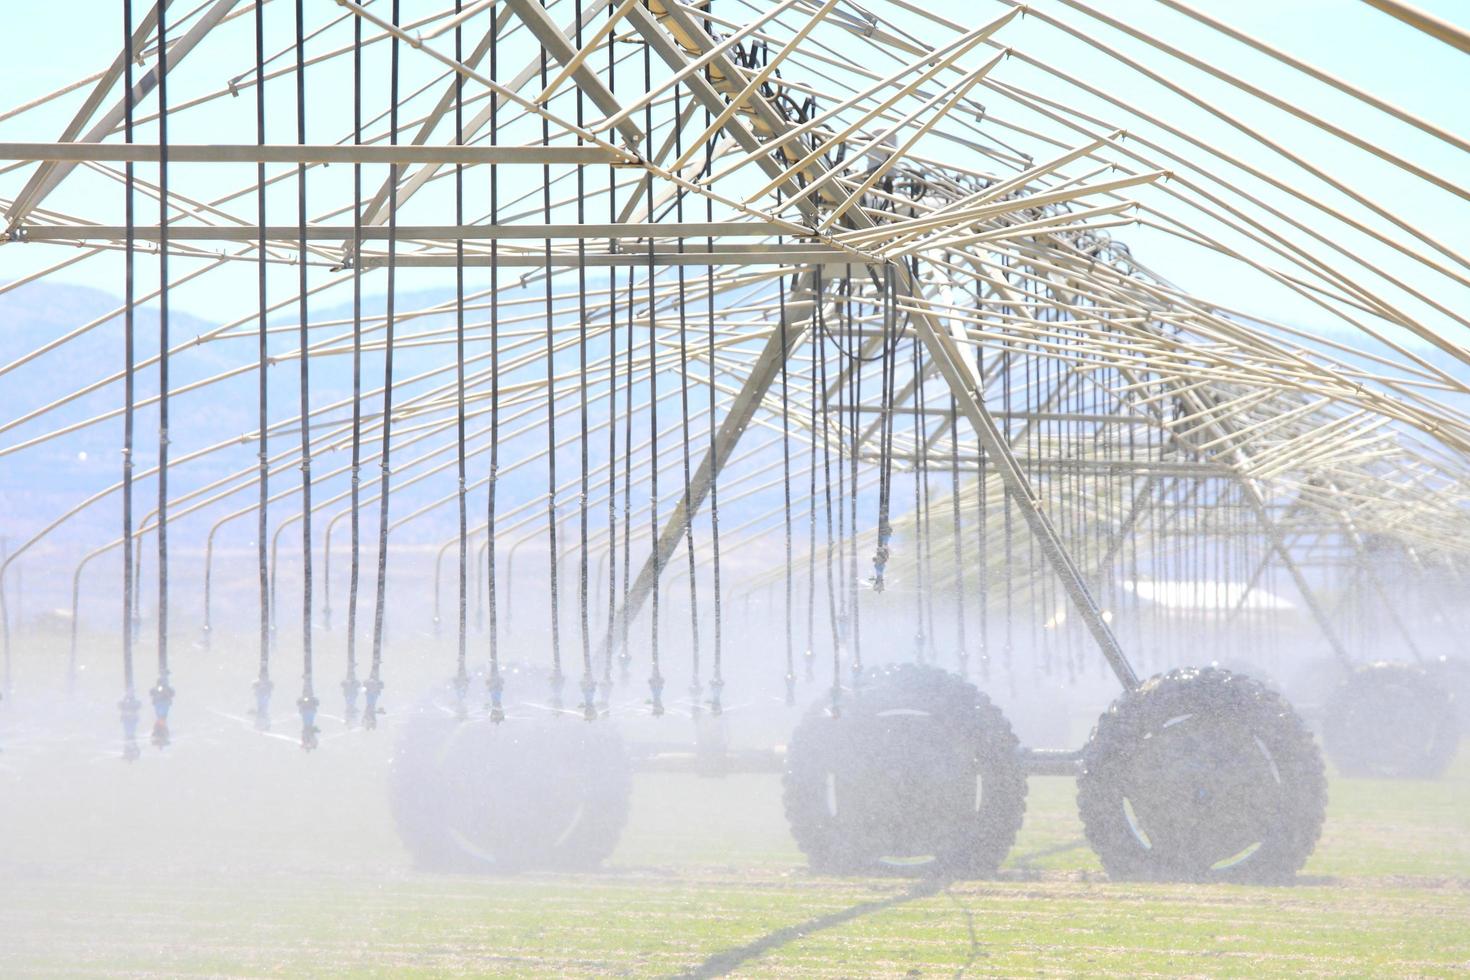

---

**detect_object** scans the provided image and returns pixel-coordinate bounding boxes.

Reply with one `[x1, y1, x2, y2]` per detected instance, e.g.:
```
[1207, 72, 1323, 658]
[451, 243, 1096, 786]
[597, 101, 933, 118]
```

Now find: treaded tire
[1078, 667, 1326, 884]
[389, 690, 631, 872]
[1323, 662, 1459, 779]
[782, 663, 1027, 878]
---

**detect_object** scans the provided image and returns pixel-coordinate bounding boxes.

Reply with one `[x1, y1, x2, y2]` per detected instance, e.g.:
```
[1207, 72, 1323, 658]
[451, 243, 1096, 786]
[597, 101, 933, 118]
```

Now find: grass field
[1, 696, 1468, 979]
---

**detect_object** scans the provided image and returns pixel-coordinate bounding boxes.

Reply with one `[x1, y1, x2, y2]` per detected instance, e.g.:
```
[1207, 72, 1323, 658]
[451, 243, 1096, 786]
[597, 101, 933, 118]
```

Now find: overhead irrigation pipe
[70, 322, 536, 653]
[980, 58, 1470, 332]
[265, 411, 505, 644]
[950, 226, 1470, 455]
[468, 415, 796, 631]
[67, 277, 648, 645]
[386, 327, 760, 618]
[1360, 0, 1470, 54]
[4, 0, 244, 231]
[431, 378, 725, 630]
[299, 276, 787, 637]
[904, 40, 1470, 381]
[269, 332, 653, 636]
[492, 417, 803, 637]
[0, 240, 655, 459]
[315, 306, 760, 633]
[225, 408, 475, 639]
[325, 389, 559, 630]
[457, 312, 824, 637]
[974, 11, 1470, 290]
[495, 395, 726, 626]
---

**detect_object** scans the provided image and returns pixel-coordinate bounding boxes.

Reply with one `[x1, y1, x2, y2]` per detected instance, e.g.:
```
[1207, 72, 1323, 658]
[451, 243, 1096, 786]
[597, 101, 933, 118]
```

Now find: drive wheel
[389, 686, 632, 872]
[1078, 667, 1326, 884]
[783, 663, 1027, 878]
[1323, 662, 1458, 779]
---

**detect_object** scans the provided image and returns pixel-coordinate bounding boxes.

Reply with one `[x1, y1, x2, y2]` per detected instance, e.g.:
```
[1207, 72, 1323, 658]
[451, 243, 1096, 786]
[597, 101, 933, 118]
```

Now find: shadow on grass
[673, 877, 947, 979]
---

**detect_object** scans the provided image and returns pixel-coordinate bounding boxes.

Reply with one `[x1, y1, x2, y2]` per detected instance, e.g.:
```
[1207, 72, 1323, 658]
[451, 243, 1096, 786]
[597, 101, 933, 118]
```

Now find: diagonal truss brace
[610, 259, 1144, 692]
[1323, 483, 1423, 662]
[608, 278, 815, 655]
[1236, 481, 1354, 669]
[901, 267, 1141, 690]
[603, 4, 1142, 690]
[1173, 388, 1355, 669]
[502, 0, 646, 150]
[4, 0, 242, 231]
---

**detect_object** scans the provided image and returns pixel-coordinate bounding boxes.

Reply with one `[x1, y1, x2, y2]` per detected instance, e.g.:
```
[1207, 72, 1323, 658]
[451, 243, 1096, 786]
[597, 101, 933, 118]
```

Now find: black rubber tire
[1322, 662, 1459, 779]
[1077, 667, 1326, 884]
[389, 691, 632, 873]
[782, 663, 1027, 878]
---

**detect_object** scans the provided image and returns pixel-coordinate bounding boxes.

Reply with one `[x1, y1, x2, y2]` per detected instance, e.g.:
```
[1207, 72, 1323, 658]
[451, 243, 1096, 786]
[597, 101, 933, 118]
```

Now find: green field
[1, 712, 1467, 978]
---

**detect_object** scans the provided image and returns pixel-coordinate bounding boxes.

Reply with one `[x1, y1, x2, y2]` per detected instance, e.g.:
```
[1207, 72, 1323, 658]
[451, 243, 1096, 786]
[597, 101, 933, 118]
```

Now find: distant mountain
[5, 275, 1463, 628]
[0, 276, 788, 625]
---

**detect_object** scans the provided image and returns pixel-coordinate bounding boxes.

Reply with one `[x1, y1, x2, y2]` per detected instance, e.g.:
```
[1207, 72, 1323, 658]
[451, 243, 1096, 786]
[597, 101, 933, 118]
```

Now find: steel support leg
[608, 278, 814, 654]
[1170, 388, 1356, 669]
[1326, 488, 1424, 662]
[902, 271, 1140, 689]
[1237, 485, 1354, 668]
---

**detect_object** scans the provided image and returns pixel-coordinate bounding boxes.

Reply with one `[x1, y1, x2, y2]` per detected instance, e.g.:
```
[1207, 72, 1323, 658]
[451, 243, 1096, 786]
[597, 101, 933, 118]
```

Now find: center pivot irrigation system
[1, 0, 1468, 883]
